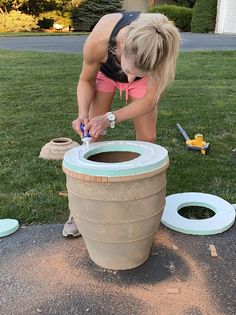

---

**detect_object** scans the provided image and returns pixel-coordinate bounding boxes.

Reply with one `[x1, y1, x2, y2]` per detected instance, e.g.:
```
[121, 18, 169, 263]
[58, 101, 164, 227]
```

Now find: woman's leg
[89, 90, 116, 142]
[126, 76, 158, 143]
[130, 97, 158, 143]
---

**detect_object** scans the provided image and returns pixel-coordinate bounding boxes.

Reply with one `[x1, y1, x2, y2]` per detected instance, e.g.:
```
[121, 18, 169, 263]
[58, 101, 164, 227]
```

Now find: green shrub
[172, 0, 196, 8]
[0, 11, 38, 32]
[149, 5, 193, 32]
[38, 11, 71, 30]
[191, 0, 217, 33]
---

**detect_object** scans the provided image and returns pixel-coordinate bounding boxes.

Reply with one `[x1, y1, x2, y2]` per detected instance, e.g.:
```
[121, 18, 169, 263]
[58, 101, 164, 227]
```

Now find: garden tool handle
[176, 123, 190, 141]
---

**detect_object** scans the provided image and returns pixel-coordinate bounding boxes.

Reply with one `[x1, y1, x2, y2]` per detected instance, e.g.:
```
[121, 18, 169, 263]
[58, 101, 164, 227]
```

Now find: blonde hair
[123, 13, 180, 97]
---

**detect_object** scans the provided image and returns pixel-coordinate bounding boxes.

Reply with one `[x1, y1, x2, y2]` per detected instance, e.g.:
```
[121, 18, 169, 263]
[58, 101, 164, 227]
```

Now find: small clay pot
[39, 137, 79, 160]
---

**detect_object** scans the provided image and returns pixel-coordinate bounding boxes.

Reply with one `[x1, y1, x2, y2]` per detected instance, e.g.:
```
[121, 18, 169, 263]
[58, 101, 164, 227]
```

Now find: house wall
[122, 0, 174, 12]
[215, 0, 236, 34]
[122, 0, 148, 12]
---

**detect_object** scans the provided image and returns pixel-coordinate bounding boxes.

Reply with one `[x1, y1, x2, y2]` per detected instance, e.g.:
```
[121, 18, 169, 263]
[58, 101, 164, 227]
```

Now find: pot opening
[87, 151, 141, 163]
[52, 138, 72, 145]
[178, 206, 215, 220]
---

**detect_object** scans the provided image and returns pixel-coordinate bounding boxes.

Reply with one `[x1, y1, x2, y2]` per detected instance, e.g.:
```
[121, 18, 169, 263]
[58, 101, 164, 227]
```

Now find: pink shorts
[96, 71, 148, 102]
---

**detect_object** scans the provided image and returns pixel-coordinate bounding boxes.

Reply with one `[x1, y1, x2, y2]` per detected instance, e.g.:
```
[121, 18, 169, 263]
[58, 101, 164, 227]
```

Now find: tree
[21, 0, 65, 15]
[0, 0, 29, 13]
[71, 0, 123, 31]
[64, 0, 82, 9]
[0, 0, 71, 15]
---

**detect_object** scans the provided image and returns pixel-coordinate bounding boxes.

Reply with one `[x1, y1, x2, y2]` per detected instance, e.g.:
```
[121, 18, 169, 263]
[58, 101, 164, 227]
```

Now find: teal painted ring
[63, 141, 169, 177]
[0, 219, 19, 237]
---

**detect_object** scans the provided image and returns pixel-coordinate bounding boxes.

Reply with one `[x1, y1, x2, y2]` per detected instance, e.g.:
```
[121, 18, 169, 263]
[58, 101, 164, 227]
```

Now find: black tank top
[100, 11, 141, 83]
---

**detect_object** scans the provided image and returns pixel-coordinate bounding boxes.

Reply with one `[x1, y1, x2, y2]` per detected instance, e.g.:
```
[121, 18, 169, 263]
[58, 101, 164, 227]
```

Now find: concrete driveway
[0, 33, 236, 53]
[1, 223, 236, 314]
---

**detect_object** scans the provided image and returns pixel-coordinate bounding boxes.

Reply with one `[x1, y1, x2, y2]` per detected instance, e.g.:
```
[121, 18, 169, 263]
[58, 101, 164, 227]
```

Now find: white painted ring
[161, 193, 235, 235]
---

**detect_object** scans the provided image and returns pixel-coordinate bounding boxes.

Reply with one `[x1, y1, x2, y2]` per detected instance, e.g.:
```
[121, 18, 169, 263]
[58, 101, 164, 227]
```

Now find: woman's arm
[72, 33, 106, 135]
[72, 14, 118, 136]
[76, 60, 101, 118]
[115, 78, 159, 123]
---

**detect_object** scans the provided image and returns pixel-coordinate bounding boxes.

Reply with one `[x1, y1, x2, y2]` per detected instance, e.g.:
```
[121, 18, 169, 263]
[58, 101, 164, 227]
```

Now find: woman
[63, 11, 180, 237]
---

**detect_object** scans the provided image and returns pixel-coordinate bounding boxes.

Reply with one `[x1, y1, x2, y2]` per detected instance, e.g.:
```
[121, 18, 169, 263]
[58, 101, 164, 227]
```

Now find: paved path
[1, 224, 235, 314]
[0, 33, 236, 53]
[180, 32, 236, 51]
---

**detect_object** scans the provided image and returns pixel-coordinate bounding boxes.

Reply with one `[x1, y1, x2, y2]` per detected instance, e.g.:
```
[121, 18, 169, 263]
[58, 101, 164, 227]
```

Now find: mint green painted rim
[63, 141, 169, 177]
[63, 158, 168, 176]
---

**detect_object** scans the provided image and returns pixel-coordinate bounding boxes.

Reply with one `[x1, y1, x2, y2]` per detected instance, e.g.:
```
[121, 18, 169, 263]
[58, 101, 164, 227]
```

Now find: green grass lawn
[0, 49, 235, 224]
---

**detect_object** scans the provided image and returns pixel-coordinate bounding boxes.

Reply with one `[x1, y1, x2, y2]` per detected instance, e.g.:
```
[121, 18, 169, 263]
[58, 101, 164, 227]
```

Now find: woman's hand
[84, 114, 110, 139]
[72, 115, 89, 137]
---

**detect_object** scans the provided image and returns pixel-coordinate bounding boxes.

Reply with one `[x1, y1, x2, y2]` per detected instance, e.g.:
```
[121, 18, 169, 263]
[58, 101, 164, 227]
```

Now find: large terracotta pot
[63, 141, 169, 270]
